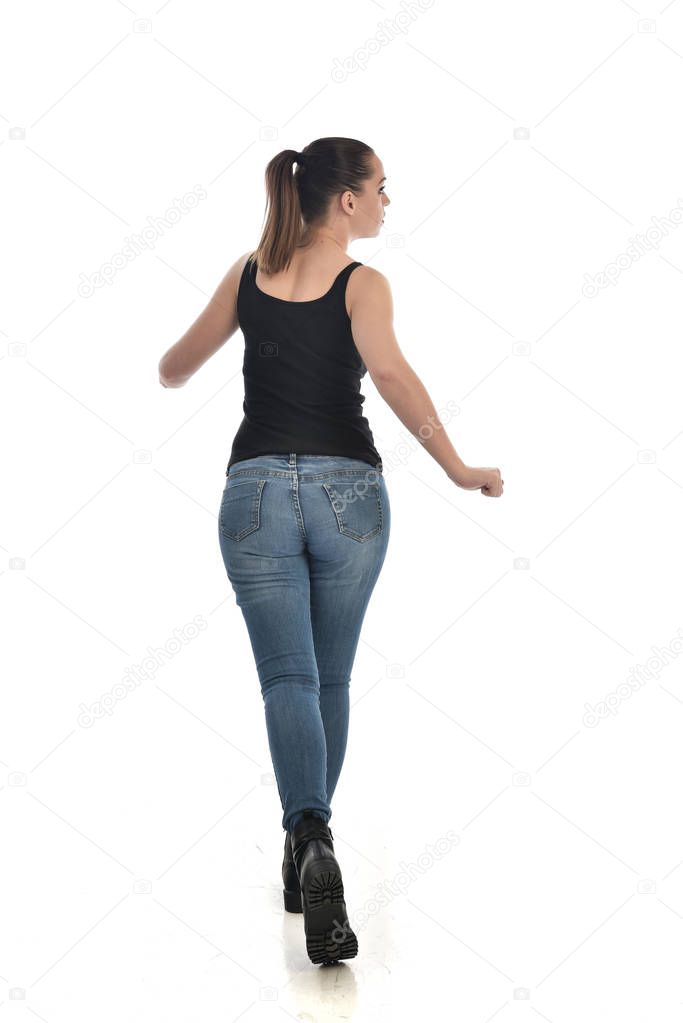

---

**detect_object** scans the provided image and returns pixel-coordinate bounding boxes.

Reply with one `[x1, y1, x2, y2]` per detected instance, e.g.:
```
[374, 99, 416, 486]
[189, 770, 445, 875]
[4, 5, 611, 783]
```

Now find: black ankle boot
[282, 817, 339, 913]
[289, 809, 358, 965]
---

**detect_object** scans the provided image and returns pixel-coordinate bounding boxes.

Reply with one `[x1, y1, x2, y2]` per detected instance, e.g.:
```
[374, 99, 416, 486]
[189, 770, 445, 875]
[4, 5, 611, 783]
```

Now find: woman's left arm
[158, 251, 251, 387]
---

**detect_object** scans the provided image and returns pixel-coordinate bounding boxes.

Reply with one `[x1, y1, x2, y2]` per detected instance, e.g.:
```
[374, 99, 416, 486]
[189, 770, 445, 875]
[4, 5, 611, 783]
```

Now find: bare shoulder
[225, 249, 254, 278]
[346, 264, 393, 318]
[230, 249, 255, 284]
[346, 265, 404, 380]
[211, 250, 254, 307]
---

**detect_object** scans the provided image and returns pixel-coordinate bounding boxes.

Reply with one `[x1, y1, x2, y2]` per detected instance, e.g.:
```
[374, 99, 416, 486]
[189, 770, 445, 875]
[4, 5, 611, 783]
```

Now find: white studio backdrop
[3, 0, 683, 1020]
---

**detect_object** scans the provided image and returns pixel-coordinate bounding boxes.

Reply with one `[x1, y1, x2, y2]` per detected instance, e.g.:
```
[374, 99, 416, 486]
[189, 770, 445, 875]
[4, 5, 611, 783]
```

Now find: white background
[3, 0, 683, 1019]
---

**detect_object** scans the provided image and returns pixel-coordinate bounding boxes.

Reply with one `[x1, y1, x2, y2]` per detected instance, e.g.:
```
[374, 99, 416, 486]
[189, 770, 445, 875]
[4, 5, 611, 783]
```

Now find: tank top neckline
[250, 258, 362, 306]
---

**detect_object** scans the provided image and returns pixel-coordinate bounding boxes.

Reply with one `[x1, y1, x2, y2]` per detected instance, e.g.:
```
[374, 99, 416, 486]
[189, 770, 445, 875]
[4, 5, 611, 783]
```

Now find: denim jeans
[217, 453, 390, 832]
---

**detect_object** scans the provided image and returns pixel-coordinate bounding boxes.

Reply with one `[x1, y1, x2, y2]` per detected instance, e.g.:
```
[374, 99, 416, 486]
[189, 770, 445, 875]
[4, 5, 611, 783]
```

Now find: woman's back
[254, 249, 359, 306]
[226, 253, 383, 474]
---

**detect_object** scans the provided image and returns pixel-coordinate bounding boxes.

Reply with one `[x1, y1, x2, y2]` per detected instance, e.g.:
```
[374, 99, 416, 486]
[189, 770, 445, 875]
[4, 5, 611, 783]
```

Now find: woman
[158, 136, 503, 966]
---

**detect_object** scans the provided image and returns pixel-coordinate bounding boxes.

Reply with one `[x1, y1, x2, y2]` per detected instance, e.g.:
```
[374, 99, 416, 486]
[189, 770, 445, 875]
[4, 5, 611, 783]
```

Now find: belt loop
[289, 452, 296, 468]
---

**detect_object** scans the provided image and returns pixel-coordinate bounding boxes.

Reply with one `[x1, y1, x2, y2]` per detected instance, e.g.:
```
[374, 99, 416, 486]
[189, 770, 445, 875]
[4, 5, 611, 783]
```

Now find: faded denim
[217, 453, 390, 832]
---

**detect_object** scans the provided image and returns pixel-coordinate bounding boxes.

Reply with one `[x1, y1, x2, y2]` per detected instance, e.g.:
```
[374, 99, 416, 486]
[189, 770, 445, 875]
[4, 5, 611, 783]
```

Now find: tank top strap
[334, 261, 363, 284]
[327, 260, 362, 300]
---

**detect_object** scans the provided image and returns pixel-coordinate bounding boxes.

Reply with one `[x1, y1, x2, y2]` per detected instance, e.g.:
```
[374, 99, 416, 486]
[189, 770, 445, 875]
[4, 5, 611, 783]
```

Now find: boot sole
[301, 867, 358, 964]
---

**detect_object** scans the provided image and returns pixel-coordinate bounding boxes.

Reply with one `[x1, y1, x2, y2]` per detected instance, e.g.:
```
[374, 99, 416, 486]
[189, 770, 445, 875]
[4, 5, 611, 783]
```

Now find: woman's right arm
[349, 267, 503, 498]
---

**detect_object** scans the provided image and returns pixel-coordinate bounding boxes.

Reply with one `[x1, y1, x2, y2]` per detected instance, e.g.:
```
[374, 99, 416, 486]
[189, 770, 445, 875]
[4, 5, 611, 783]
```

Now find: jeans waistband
[227, 453, 383, 477]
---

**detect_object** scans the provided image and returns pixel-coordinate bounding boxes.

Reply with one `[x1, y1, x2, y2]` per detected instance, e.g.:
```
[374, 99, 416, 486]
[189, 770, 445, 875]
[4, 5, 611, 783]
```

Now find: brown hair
[249, 137, 375, 276]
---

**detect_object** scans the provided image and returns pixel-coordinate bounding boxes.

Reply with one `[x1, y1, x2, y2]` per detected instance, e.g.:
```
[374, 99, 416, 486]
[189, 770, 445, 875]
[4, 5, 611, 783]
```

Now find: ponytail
[250, 137, 374, 276]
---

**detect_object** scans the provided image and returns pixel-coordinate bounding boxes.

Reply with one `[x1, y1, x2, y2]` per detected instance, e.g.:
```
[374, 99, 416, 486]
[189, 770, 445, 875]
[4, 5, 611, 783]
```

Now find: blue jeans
[217, 453, 390, 832]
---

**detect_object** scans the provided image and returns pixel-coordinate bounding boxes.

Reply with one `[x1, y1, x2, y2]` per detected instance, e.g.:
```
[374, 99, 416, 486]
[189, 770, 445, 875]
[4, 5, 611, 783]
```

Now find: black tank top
[226, 256, 383, 473]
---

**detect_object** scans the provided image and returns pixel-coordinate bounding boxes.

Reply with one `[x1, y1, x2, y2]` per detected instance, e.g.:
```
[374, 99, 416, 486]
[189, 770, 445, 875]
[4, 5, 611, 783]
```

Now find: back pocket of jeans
[220, 478, 266, 541]
[322, 480, 383, 542]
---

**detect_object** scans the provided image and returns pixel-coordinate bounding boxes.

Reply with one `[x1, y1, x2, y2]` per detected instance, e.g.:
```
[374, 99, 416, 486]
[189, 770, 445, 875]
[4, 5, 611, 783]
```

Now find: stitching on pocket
[220, 479, 266, 541]
[322, 481, 382, 542]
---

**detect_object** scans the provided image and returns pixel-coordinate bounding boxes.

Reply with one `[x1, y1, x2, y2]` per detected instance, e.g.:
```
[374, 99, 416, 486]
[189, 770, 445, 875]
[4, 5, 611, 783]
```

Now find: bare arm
[158, 251, 251, 387]
[349, 267, 466, 481]
[348, 267, 503, 496]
